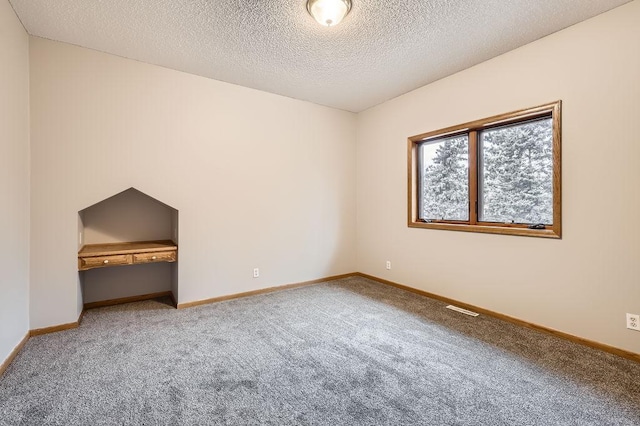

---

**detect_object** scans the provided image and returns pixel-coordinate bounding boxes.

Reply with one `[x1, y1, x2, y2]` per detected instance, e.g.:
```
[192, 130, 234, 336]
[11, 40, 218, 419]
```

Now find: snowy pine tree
[421, 136, 469, 221]
[480, 118, 553, 224]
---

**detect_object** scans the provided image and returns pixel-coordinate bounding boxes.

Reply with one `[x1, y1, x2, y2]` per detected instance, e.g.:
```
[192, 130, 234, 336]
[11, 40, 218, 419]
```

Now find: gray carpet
[1, 277, 639, 425]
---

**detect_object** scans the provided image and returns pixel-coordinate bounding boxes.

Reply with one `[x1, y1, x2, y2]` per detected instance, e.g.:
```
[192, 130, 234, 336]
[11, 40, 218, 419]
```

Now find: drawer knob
[103, 260, 109, 264]
[151, 256, 157, 260]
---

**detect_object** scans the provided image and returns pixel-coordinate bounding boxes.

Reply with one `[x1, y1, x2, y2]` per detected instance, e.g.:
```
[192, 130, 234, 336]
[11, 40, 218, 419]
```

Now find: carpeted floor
[1, 276, 639, 425]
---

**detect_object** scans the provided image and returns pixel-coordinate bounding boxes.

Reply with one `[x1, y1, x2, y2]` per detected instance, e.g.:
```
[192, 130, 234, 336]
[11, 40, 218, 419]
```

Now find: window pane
[419, 135, 469, 221]
[479, 118, 553, 224]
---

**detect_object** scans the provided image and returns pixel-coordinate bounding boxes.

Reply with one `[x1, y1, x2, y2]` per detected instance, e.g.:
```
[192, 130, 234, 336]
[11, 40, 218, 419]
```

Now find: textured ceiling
[9, 0, 631, 112]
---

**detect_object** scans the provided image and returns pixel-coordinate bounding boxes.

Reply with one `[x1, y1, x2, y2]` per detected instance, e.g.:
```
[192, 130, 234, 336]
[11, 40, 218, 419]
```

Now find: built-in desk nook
[78, 240, 177, 271]
[78, 188, 179, 308]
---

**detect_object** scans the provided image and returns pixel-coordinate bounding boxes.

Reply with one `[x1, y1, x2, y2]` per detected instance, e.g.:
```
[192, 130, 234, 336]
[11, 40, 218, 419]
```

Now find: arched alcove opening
[77, 188, 179, 307]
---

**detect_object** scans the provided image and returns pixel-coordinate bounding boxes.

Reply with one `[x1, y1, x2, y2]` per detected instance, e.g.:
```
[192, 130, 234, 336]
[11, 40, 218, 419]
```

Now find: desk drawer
[133, 251, 176, 264]
[79, 254, 132, 271]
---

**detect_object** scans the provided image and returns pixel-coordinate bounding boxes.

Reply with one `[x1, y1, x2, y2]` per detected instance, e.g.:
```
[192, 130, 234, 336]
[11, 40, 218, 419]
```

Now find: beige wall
[0, 0, 30, 364]
[356, 1, 640, 353]
[29, 37, 357, 328]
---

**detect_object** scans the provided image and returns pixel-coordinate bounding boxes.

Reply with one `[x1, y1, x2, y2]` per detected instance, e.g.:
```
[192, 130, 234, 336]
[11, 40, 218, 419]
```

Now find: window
[408, 101, 561, 238]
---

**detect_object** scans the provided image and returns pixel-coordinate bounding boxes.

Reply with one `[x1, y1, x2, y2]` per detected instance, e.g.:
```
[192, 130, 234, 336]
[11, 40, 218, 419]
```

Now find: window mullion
[468, 131, 478, 225]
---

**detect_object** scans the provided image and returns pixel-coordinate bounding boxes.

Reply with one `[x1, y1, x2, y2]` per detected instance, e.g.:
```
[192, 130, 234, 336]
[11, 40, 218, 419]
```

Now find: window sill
[408, 221, 561, 239]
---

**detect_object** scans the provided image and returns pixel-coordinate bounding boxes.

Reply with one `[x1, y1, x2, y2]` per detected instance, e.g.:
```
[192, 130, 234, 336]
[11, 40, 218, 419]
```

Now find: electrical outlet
[253, 268, 260, 278]
[385, 261, 391, 270]
[626, 313, 640, 331]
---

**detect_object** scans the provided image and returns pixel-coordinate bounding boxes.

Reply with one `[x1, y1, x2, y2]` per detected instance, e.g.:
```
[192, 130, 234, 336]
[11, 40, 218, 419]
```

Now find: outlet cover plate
[626, 313, 640, 331]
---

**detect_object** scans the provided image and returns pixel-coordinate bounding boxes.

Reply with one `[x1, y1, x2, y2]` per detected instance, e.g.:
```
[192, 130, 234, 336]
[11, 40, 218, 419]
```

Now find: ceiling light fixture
[306, 0, 352, 27]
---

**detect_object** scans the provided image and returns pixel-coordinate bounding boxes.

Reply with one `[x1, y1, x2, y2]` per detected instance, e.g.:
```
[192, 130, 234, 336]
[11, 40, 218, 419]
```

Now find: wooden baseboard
[177, 273, 356, 309]
[356, 272, 640, 364]
[0, 332, 29, 377]
[30, 319, 79, 337]
[83, 291, 175, 310]
[30, 308, 86, 337]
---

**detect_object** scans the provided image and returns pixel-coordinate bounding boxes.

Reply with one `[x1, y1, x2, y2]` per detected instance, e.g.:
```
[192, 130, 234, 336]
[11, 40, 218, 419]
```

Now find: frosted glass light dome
[307, 0, 352, 27]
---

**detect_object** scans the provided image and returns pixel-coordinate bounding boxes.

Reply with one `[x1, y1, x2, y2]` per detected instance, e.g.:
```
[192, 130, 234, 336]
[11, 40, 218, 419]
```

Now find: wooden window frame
[408, 101, 562, 239]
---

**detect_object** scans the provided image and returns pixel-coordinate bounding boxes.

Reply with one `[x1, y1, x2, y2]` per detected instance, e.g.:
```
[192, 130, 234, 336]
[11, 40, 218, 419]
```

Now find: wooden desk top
[78, 240, 177, 258]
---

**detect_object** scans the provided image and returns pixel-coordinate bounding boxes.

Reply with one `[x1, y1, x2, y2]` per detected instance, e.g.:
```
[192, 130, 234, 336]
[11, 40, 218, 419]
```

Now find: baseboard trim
[177, 273, 356, 309]
[356, 272, 640, 364]
[83, 291, 175, 310]
[30, 320, 79, 337]
[0, 332, 29, 377]
[30, 308, 85, 337]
